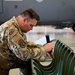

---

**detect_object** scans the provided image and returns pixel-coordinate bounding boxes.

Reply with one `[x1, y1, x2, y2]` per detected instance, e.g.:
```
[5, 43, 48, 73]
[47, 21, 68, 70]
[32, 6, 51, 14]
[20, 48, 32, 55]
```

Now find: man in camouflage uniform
[0, 8, 53, 75]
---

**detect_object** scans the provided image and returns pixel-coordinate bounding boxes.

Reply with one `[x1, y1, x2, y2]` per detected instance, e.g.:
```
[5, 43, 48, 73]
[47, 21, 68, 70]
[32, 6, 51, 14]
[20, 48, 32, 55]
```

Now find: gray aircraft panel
[0, 0, 75, 25]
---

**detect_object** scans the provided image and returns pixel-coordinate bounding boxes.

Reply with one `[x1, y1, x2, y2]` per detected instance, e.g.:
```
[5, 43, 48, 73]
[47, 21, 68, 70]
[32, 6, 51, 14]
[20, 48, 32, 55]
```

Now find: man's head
[16, 8, 40, 33]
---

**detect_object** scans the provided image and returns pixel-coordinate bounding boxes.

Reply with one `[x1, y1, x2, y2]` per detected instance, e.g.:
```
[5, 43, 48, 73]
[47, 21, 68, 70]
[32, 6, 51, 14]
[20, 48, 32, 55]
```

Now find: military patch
[18, 39, 26, 48]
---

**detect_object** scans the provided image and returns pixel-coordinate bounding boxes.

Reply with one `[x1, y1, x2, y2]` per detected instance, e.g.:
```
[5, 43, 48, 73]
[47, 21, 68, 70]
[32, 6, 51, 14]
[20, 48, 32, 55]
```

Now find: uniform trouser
[0, 59, 32, 75]
[0, 47, 32, 75]
[19, 59, 32, 75]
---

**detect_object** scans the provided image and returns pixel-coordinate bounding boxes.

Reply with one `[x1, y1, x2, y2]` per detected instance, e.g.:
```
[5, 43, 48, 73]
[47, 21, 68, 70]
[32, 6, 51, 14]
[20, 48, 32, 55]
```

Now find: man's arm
[5, 26, 47, 61]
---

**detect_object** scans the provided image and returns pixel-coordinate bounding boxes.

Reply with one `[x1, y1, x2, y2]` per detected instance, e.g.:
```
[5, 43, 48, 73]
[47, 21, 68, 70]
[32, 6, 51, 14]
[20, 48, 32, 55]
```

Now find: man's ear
[23, 17, 27, 22]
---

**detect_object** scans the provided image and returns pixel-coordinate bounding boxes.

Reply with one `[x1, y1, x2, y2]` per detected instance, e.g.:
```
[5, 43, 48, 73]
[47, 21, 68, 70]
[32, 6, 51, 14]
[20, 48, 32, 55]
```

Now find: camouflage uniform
[0, 17, 46, 75]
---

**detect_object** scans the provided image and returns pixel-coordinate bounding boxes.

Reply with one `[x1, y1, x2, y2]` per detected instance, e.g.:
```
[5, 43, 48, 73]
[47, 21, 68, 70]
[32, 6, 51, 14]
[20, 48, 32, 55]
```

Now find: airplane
[0, 0, 75, 31]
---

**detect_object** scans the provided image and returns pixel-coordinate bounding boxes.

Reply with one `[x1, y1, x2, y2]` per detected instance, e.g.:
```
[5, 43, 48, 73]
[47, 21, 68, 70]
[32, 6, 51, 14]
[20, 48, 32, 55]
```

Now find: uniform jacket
[0, 17, 46, 69]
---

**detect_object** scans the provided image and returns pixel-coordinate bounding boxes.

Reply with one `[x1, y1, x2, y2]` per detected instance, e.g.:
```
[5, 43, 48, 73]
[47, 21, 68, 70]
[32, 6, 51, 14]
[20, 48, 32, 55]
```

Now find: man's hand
[47, 52, 54, 58]
[44, 43, 54, 58]
[44, 43, 53, 52]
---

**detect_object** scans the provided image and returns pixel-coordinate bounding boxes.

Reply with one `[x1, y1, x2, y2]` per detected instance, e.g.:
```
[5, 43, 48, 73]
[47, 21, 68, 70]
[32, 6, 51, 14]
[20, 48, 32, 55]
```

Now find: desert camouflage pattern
[0, 17, 46, 71]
